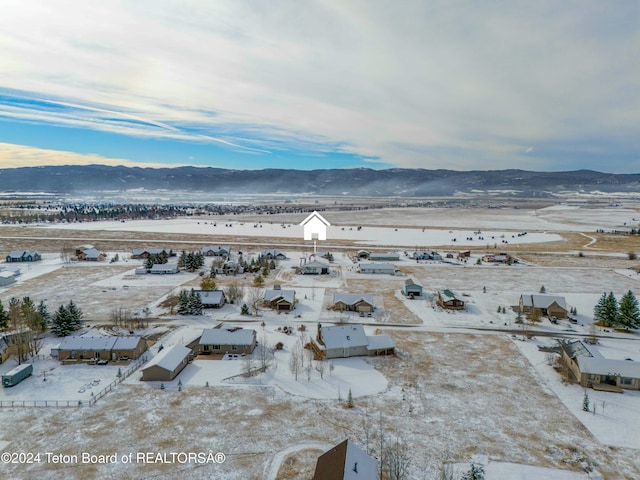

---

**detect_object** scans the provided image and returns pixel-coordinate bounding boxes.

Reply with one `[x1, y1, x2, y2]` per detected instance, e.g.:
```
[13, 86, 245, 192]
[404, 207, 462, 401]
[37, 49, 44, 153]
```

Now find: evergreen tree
[241, 303, 250, 315]
[618, 290, 640, 330]
[52, 304, 73, 337]
[179, 250, 188, 269]
[188, 289, 203, 315]
[66, 300, 83, 330]
[347, 388, 354, 408]
[177, 290, 190, 315]
[583, 392, 590, 412]
[37, 300, 50, 327]
[0, 300, 9, 330]
[462, 464, 485, 480]
[539, 285, 546, 293]
[593, 292, 607, 324]
[603, 292, 619, 327]
[209, 263, 217, 278]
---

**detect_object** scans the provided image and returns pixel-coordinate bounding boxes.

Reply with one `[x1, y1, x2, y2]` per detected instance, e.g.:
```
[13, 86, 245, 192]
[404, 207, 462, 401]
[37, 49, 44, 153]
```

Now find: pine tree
[241, 303, 250, 315]
[177, 290, 190, 315]
[593, 292, 607, 325]
[603, 292, 619, 327]
[583, 392, 590, 412]
[0, 300, 9, 330]
[539, 285, 546, 293]
[188, 289, 203, 315]
[461, 464, 485, 480]
[179, 250, 188, 269]
[37, 300, 50, 327]
[52, 304, 73, 337]
[618, 290, 640, 330]
[347, 389, 354, 408]
[66, 300, 83, 330]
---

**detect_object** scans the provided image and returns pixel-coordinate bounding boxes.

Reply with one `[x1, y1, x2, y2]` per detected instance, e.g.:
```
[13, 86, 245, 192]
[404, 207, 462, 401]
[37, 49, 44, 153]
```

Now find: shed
[403, 279, 423, 298]
[0, 271, 16, 287]
[437, 290, 465, 310]
[141, 345, 191, 381]
[358, 263, 396, 275]
[368, 252, 400, 262]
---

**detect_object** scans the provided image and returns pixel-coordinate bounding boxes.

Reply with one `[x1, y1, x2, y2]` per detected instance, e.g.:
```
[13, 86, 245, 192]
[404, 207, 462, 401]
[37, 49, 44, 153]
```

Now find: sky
[0, 0, 638, 173]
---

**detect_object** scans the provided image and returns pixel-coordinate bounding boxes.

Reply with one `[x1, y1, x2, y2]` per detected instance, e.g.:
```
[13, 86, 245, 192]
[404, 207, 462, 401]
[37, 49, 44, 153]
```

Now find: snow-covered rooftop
[321, 324, 369, 350]
[142, 344, 191, 372]
[521, 294, 567, 310]
[200, 328, 255, 346]
[57, 336, 117, 351]
[333, 293, 374, 306]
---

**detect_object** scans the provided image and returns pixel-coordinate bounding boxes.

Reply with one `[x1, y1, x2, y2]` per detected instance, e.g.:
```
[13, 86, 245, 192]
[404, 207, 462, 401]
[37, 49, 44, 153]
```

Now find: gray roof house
[263, 287, 296, 311]
[260, 249, 287, 260]
[358, 263, 397, 275]
[194, 289, 227, 308]
[150, 263, 180, 274]
[141, 344, 191, 381]
[299, 260, 330, 275]
[519, 294, 568, 318]
[6, 250, 41, 263]
[332, 293, 375, 313]
[199, 326, 257, 355]
[412, 250, 442, 261]
[560, 340, 640, 391]
[131, 248, 173, 259]
[56, 335, 147, 362]
[317, 324, 394, 359]
[201, 246, 231, 258]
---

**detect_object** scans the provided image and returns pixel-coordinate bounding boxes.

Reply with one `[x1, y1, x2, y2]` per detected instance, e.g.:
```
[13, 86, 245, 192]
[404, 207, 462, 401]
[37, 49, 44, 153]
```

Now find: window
[621, 377, 633, 385]
[212, 345, 221, 350]
[589, 374, 598, 381]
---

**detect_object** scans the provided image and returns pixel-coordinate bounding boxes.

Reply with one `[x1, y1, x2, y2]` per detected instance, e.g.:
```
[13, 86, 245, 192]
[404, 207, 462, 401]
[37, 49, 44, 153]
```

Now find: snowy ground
[1, 205, 640, 479]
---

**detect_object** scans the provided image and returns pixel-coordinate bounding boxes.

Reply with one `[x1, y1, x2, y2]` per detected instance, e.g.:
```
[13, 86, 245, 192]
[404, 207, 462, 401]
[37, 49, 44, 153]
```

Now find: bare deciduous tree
[224, 282, 243, 305]
[289, 347, 301, 381]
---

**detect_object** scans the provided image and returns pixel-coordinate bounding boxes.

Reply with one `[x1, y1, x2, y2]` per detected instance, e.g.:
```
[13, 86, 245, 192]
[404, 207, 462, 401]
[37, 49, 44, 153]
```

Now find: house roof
[82, 248, 101, 259]
[58, 336, 117, 351]
[521, 294, 567, 310]
[440, 290, 460, 301]
[264, 288, 295, 304]
[150, 263, 179, 272]
[0, 271, 16, 279]
[200, 327, 255, 346]
[7, 250, 39, 258]
[404, 278, 421, 287]
[577, 356, 640, 379]
[333, 293, 375, 307]
[261, 249, 286, 258]
[302, 260, 330, 269]
[112, 336, 144, 350]
[366, 334, 395, 351]
[321, 324, 369, 350]
[132, 248, 171, 256]
[143, 344, 191, 372]
[359, 263, 395, 271]
[201, 246, 230, 254]
[314, 439, 377, 480]
[195, 290, 226, 305]
[369, 252, 400, 260]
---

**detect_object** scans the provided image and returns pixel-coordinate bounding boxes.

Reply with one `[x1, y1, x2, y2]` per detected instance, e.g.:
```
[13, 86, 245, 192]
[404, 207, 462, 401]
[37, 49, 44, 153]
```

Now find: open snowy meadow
[1, 202, 640, 479]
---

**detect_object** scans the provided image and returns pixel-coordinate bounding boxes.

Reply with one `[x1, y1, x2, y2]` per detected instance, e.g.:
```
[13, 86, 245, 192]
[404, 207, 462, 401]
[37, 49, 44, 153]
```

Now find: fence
[0, 356, 147, 409]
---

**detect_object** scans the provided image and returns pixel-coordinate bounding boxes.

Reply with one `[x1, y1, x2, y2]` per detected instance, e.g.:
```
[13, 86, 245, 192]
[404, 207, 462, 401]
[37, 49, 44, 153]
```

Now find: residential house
[317, 324, 394, 359]
[260, 249, 287, 260]
[141, 344, 191, 381]
[332, 293, 375, 313]
[194, 289, 227, 308]
[77, 248, 106, 262]
[313, 439, 378, 480]
[299, 259, 330, 275]
[199, 326, 256, 355]
[131, 248, 173, 259]
[56, 336, 119, 362]
[482, 253, 511, 263]
[5, 250, 41, 263]
[0, 271, 16, 287]
[263, 286, 296, 311]
[402, 279, 423, 298]
[300, 211, 330, 241]
[560, 340, 640, 391]
[519, 294, 568, 318]
[150, 263, 180, 274]
[437, 290, 465, 310]
[412, 250, 442, 261]
[222, 261, 243, 275]
[201, 246, 231, 258]
[368, 252, 400, 262]
[357, 263, 397, 275]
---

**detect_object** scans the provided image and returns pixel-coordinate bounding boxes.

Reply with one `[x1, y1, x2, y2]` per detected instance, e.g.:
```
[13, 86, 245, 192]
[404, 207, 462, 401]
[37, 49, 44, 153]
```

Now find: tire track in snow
[263, 441, 332, 480]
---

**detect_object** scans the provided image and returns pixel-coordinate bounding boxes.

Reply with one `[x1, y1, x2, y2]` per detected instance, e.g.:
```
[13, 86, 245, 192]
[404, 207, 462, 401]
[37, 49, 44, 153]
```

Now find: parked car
[96, 359, 109, 365]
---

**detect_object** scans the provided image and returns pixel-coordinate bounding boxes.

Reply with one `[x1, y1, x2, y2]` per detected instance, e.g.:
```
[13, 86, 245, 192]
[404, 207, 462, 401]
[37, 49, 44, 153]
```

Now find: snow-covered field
[1, 204, 640, 479]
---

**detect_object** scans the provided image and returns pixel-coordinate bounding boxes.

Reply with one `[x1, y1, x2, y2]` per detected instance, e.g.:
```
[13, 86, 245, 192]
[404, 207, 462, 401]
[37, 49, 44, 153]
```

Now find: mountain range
[1, 165, 639, 198]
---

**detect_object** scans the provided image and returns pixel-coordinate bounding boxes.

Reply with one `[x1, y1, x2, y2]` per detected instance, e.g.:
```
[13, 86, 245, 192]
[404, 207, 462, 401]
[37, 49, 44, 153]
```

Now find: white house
[318, 324, 395, 359]
[301, 211, 330, 241]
